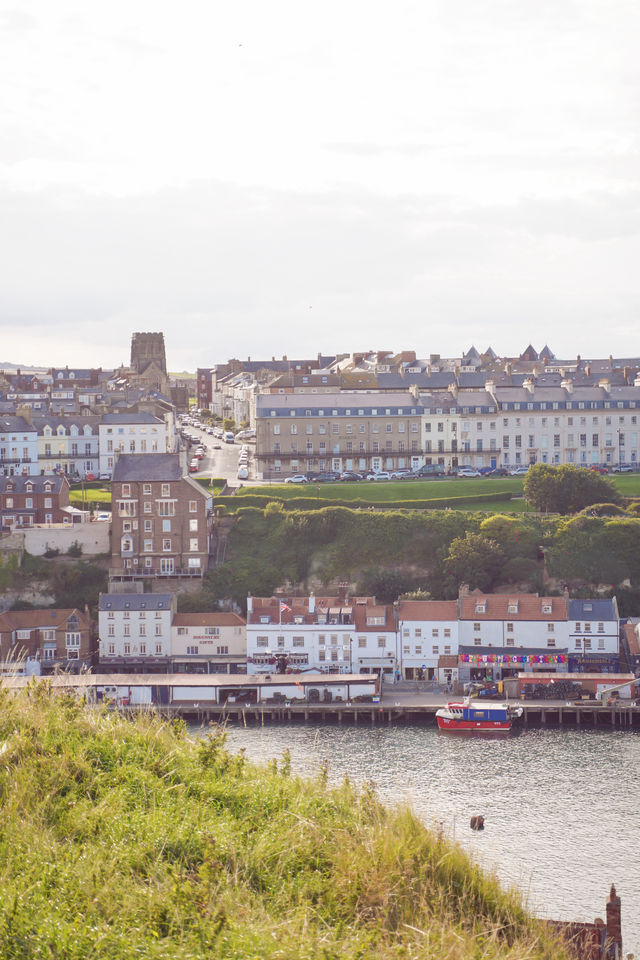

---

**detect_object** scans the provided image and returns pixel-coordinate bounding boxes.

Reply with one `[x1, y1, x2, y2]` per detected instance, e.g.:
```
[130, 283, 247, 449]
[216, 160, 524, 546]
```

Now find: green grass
[69, 489, 112, 506]
[244, 477, 526, 501]
[0, 688, 570, 960]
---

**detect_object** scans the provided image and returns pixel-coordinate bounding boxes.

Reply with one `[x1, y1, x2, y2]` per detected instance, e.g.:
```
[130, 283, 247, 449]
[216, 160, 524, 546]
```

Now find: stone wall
[23, 522, 110, 557]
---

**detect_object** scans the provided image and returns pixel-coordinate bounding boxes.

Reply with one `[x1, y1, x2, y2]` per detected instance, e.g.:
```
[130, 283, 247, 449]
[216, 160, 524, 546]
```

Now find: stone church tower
[130, 332, 167, 376]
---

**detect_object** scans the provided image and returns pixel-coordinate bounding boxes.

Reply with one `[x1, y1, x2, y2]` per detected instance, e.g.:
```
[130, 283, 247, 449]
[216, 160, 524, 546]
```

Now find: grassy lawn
[612, 473, 640, 496]
[241, 477, 525, 502]
[69, 489, 112, 506]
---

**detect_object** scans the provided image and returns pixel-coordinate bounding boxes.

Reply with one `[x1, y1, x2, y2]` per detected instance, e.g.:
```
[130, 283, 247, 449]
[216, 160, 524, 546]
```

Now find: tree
[439, 532, 506, 595]
[523, 464, 621, 514]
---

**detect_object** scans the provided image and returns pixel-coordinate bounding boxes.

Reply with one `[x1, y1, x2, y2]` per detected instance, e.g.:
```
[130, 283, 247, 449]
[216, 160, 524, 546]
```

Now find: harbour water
[218, 722, 640, 952]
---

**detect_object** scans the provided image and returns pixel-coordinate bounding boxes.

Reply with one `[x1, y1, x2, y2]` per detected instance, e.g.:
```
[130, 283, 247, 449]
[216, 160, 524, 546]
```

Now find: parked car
[509, 466, 530, 476]
[589, 465, 609, 474]
[611, 464, 634, 472]
[390, 469, 413, 479]
[485, 467, 510, 477]
[94, 512, 111, 521]
[340, 471, 363, 481]
[213, 443, 222, 450]
[456, 467, 482, 478]
[237, 467, 248, 480]
[188, 463, 199, 473]
[284, 474, 309, 483]
[366, 471, 392, 481]
[315, 472, 340, 482]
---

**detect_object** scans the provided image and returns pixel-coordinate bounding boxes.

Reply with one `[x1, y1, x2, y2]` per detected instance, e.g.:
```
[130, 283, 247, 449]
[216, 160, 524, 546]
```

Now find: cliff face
[0, 688, 571, 959]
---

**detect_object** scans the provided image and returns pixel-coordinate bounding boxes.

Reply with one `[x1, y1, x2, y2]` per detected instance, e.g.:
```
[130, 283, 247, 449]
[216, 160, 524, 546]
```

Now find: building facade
[98, 592, 174, 671]
[109, 453, 213, 581]
[0, 607, 94, 674]
[0, 416, 38, 477]
[171, 613, 247, 673]
[98, 413, 169, 478]
[0, 475, 70, 527]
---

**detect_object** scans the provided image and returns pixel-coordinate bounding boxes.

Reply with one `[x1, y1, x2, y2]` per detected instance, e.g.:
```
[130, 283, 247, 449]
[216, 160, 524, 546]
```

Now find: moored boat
[436, 698, 523, 733]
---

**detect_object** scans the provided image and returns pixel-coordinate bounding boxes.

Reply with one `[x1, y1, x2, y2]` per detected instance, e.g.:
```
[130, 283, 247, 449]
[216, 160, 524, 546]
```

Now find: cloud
[1, 178, 640, 368]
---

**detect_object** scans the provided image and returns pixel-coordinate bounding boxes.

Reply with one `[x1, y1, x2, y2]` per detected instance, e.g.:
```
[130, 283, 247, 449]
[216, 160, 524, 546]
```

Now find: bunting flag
[459, 653, 567, 665]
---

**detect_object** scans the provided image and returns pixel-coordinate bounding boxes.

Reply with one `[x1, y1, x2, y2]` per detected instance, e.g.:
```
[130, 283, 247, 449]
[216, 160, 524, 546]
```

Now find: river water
[218, 722, 640, 953]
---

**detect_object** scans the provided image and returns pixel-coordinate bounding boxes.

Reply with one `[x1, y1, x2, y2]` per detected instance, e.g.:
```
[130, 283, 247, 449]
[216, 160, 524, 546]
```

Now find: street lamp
[617, 428, 623, 469]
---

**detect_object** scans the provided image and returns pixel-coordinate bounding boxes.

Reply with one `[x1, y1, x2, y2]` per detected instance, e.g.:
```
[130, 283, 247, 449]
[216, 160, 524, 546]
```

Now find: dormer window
[507, 601, 518, 614]
[474, 602, 486, 614]
[542, 602, 552, 614]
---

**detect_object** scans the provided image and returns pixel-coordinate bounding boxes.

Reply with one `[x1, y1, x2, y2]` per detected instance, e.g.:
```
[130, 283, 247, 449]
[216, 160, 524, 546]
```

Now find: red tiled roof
[460, 594, 568, 621]
[0, 608, 91, 631]
[398, 600, 458, 621]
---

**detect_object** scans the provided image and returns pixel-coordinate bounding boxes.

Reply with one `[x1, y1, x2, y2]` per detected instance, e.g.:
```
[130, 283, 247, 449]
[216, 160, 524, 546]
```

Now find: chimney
[523, 377, 535, 394]
[599, 378, 610, 392]
[308, 592, 315, 614]
[585, 363, 591, 377]
[449, 382, 458, 398]
[409, 383, 420, 402]
[458, 583, 470, 598]
[561, 379, 573, 394]
[247, 595, 253, 613]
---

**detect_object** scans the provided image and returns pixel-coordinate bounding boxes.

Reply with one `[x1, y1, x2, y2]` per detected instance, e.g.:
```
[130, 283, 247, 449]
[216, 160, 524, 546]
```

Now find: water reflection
[210, 722, 640, 952]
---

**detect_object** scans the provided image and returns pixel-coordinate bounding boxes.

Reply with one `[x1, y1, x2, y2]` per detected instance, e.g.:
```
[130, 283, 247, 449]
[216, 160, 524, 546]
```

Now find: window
[506, 637, 514, 646]
[473, 622, 481, 631]
[358, 637, 366, 648]
[123, 642, 130, 655]
[189, 538, 199, 551]
[292, 636, 304, 647]
[158, 501, 175, 516]
[155, 643, 163, 655]
[143, 539, 152, 552]
[162, 539, 171, 552]
[161, 484, 170, 496]
[186, 645, 199, 655]
[547, 637, 556, 648]
[474, 638, 481, 646]
[432, 645, 438, 655]
[189, 500, 197, 512]
[256, 636, 268, 647]
[507, 622, 514, 632]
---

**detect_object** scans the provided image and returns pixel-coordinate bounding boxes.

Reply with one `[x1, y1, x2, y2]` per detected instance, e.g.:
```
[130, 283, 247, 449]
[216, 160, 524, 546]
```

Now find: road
[185, 425, 260, 486]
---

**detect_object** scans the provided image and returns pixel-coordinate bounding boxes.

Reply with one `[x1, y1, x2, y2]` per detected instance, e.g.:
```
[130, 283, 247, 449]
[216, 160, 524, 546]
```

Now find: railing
[109, 567, 204, 579]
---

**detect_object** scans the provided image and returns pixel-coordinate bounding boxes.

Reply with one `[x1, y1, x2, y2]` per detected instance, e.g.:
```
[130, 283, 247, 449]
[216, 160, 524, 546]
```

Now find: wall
[24, 522, 110, 556]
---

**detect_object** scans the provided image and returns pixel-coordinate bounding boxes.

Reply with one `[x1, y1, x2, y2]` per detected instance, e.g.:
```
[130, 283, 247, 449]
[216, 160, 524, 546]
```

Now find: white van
[223, 431, 235, 444]
[237, 467, 248, 479]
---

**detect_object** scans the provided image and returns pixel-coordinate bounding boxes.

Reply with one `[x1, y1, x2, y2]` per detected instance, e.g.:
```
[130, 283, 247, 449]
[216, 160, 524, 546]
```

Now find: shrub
[67, 540, 83, 557]
[43, 546, 60, 558]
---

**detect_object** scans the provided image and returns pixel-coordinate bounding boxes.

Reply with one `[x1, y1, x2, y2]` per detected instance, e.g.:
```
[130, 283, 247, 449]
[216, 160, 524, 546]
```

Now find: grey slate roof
[112, 453, 182, 482]
[101, 412, 163, 424]
[0, 476, 65, 494]
[99, 593, 172, 611]
[568, 599, 618, 621]
[0, 416, 35, 433]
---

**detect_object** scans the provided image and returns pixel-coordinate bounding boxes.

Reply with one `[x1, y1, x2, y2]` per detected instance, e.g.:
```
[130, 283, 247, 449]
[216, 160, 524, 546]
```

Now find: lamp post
[617, 428, 623, 469]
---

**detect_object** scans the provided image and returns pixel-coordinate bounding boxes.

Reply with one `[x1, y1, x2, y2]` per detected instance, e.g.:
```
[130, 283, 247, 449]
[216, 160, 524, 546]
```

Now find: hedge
[211, 491, 513, 512]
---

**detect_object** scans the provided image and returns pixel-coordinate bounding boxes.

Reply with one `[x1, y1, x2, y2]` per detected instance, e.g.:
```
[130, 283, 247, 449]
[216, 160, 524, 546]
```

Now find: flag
[280, 602, 291, 612]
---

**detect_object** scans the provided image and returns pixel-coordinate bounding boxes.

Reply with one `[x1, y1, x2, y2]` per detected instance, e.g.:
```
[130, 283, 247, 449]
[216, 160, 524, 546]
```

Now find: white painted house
[396, 600, 459, 679]
[98, 592, 175, 670]
[246, 595, 398, 678]
[98, 413, 168, 478]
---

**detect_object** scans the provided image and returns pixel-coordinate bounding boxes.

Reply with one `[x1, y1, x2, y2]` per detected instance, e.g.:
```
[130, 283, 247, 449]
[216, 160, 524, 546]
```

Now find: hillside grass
[69, 488, 112, 506]
[0, 687, 570, 960]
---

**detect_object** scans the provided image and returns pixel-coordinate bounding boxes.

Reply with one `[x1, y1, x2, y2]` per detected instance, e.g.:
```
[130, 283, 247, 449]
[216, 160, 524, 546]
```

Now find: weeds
[0, 690, 571, 959]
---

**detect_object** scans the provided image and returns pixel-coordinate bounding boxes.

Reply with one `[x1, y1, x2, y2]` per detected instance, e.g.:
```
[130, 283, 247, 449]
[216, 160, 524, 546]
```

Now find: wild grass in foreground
[0, 686, 572, 959]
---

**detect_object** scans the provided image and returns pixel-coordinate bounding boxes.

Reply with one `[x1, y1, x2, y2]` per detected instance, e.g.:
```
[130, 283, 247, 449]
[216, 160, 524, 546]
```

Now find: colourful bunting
[459, 653, 568, 664]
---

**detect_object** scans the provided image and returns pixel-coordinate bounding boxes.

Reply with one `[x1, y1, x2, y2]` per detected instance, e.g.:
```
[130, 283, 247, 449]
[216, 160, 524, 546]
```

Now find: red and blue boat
[436, 698, 523, 733]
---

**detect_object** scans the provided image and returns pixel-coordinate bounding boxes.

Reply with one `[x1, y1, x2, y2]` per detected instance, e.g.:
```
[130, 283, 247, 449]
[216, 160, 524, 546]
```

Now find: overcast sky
[1, 0, 640, 371]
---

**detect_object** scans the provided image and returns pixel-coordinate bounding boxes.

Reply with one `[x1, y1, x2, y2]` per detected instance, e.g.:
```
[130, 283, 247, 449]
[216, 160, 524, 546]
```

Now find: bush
[43, 546, 60, 558]
[578, 502, 627, 517]
[67, 540, 83, 557]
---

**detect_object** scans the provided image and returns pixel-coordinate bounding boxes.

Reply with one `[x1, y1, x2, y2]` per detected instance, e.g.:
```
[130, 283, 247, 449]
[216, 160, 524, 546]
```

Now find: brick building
[0, 607, 94, 674]
[109, 453, 213, 581]
[0, 475, 70, 527]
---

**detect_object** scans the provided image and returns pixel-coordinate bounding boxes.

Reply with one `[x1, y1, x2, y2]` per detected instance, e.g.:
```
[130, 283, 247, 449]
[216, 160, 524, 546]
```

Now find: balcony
[109, 566, 205, 580]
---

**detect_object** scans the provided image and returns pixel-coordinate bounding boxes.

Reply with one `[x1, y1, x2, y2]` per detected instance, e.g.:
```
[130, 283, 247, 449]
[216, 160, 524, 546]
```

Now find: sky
[1, 0, 640, 371]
